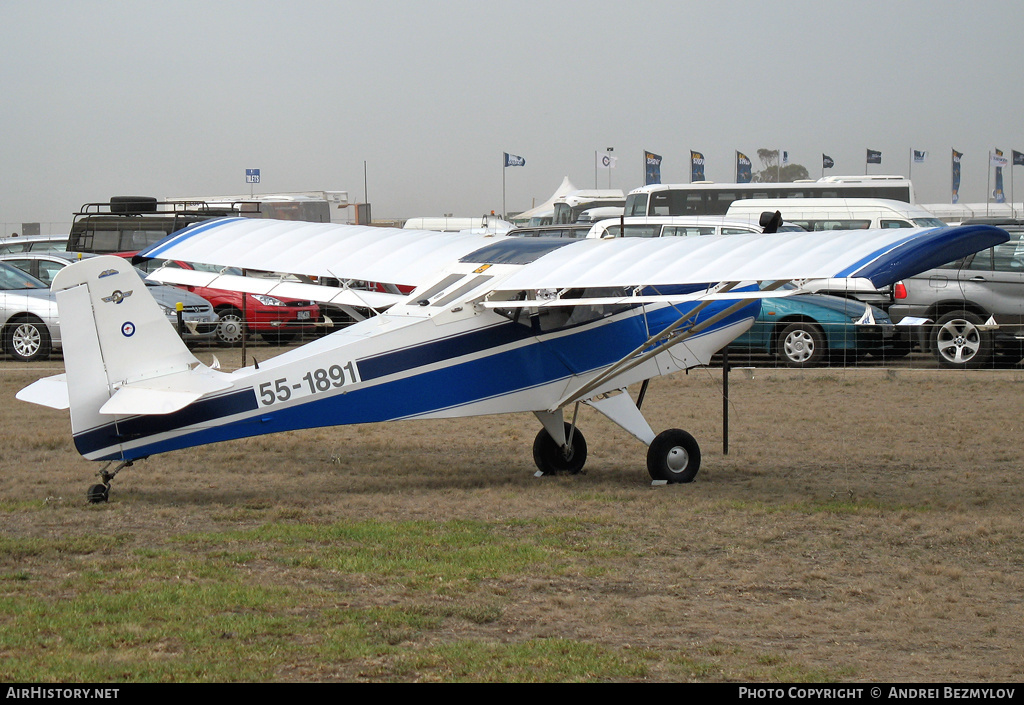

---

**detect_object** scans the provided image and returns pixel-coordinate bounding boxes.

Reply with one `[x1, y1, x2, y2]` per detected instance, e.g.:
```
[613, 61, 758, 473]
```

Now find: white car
[0, 262, 61, 362]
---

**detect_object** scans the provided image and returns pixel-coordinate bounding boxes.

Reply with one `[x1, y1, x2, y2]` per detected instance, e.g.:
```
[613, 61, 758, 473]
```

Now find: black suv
[889, 218, 1024, 368]
[66, 196, 248, 254]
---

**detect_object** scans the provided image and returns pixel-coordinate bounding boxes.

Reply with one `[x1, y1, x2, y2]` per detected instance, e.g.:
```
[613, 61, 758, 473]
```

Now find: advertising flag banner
[914, 150, 928, 163]
[993, 149, 1006, 203]
[866, 149, 882, 164]
[1013, 150, 1024, 166]
[596, 153, 617, 169]
[736, 151, 752, 183]
[822, 154, 835, 169]
[951, 149, 962, 204]
[645, 151, 662, 185]
[503, 153, 526, 167]
[690, 150, 705, 182]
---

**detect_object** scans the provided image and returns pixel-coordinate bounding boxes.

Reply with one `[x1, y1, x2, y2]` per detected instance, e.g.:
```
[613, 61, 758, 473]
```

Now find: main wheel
[5, 318, 52, 362]
[777, 322, 826, 367]
[532, 423, 587, 476]
[647, 429, 701, 483]
[932, 310, 992, 369]
[215, 308, 246, 346]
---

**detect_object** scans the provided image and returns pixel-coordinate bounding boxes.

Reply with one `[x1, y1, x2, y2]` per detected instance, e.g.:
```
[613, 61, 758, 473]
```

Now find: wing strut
[549, 281, 787, 412]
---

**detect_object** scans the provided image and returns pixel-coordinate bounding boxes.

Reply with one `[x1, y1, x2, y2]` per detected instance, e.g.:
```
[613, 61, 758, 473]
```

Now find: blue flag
[1014, 150, 1024, 166]
[866, 149, 882, 165]
[644, 151, 662, 185]
[504, 153, 526, 167]
[736, 152, 751, 183]
[690, 150, 705, 182]
[822, 154, 835, 169]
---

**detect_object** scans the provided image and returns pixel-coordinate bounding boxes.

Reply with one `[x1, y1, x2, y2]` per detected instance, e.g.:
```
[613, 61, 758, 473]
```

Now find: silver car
[0, 262, 61, 362]
[0, 252, 219, 345]
[889, 219, 1024, 368]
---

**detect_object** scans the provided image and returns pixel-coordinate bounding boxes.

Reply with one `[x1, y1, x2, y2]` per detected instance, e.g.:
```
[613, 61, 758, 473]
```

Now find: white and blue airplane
[16, 218, 1008, 501]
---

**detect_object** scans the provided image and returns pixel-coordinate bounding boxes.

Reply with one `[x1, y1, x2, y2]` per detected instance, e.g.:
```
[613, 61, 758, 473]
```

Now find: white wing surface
[137, 219, 1008, 293]
[137, 218, 499, 287]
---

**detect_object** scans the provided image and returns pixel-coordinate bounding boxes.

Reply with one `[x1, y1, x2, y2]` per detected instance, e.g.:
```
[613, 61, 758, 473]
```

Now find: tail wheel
[647, 429, 701, 483]
[532, 423, 588, 475]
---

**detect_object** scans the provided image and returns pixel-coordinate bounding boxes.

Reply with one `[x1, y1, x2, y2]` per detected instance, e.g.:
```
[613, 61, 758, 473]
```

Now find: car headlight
[251, 294, 285, 306]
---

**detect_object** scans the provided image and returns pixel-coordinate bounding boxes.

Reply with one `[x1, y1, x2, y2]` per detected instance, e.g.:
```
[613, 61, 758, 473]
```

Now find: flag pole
[502, 153, 506, 219]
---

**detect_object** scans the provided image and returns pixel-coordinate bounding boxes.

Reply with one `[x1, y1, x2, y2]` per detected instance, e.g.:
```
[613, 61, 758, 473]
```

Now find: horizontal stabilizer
[100, 370, 234, 415]
[15, 374, 69, 410]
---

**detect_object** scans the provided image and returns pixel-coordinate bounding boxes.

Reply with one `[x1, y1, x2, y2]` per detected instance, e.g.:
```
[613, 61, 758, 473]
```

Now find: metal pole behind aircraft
[722, 345, 729, 455]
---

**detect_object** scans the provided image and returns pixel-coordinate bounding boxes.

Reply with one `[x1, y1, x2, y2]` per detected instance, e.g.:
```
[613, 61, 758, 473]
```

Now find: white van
[585, 215, 803, 239]
[726, 198, 945, 231]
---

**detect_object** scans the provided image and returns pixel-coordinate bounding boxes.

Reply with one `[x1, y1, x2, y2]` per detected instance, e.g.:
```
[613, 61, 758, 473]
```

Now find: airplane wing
[135, 218, 500, 288]
[136, 219, 1007, 297]
[144, 266, 405, 310]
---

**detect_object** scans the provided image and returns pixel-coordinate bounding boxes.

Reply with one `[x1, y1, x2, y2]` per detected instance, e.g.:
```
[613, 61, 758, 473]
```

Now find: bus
[623, 175, 914, 218]
[552, 190, 625, 224]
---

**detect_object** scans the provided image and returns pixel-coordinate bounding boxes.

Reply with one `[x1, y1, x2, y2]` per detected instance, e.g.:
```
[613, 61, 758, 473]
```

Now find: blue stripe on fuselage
[76, 298, 759, 460]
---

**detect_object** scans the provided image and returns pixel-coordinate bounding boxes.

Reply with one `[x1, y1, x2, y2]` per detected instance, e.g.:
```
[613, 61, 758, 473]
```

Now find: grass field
[1, 350, 1022, 682]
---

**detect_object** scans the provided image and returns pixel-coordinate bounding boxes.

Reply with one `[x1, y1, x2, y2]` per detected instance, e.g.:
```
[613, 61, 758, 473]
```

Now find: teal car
[728, 286, 907, 366]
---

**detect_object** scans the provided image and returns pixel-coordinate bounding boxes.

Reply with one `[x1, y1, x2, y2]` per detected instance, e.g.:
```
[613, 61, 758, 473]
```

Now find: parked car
[0, 234, 68, 254]
[888, 219, 1024, 368]
[0, 262, 61, 362]
[125, 254, 321, 345]
[728, 284, 906, 366]
[0, 252, 220, 345]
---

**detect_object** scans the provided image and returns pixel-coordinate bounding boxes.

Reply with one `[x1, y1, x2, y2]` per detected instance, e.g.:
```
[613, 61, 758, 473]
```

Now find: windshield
[913, 217, 947, 228]
[0, 262, 48, 290]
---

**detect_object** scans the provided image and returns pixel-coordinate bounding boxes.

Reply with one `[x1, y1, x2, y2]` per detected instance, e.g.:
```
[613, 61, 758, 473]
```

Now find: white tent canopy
[509, 176, 577, 225]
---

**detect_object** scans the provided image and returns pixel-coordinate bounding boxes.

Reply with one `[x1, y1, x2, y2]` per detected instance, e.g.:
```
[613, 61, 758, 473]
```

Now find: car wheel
[777, 322, 826, 367]
[215, 308, 246, 347]
[932, 310, 992, 369]
[5, 318, 52, 362]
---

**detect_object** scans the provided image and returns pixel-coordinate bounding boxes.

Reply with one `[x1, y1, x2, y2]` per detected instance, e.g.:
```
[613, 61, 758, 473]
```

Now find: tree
[752, 148, 810, 183]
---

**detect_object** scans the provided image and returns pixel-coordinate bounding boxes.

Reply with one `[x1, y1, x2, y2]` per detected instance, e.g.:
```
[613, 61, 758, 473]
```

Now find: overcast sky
[2, 0, 1023, 230]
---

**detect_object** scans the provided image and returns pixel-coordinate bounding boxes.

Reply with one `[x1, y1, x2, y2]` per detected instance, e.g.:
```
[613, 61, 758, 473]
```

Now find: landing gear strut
[87, 460, 133, 504]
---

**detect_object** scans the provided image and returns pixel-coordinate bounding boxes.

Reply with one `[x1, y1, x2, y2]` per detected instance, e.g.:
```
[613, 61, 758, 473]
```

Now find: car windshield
[0, 262, 48, 290]
[913, 217, 947, 228]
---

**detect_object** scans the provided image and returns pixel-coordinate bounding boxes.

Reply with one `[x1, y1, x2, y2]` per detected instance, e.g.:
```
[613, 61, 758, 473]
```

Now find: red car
[120, 253, 320, 346]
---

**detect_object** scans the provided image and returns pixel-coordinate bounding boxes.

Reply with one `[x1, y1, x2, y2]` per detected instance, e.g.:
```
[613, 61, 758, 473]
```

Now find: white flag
[597, 153, 617, 170]
[991, 152, 1009, 168]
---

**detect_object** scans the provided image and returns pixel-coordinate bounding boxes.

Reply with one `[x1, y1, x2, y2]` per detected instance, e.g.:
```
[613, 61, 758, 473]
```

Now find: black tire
[532, 423, 587, 476]
[647, 429, 701, 483]
[5, 318, 52, 362]
[109, 196, 158, 214]
[215, 308, 246, 346]
[932, 310, 992, 369]
[87, 484, 109, 504]
[776, 322, 826, 367]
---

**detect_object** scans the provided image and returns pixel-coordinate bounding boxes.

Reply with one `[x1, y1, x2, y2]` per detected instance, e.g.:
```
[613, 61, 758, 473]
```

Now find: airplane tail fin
[18, 255, 226, 459]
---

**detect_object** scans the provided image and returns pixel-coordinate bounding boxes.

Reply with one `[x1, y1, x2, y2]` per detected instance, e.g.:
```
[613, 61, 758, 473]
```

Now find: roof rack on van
[74, 196, 259, 217]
